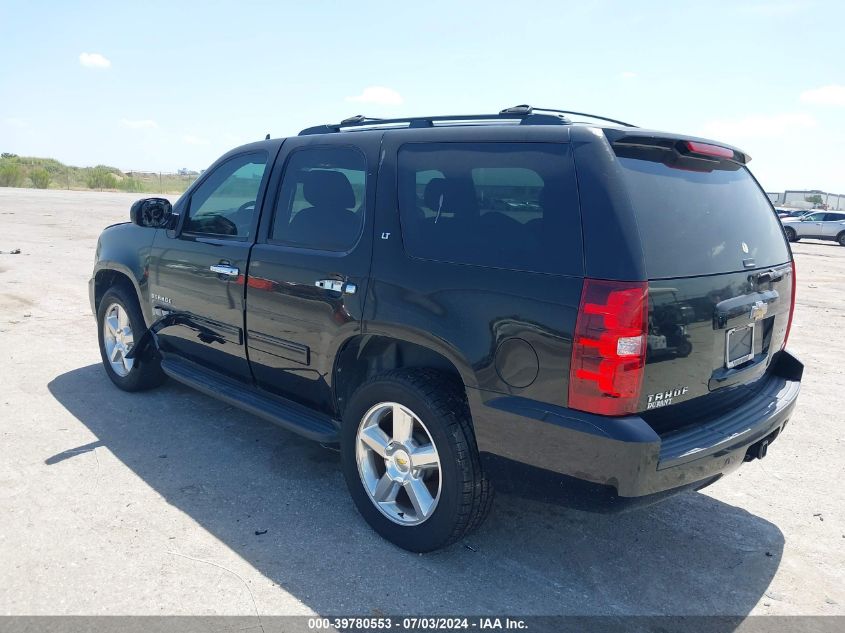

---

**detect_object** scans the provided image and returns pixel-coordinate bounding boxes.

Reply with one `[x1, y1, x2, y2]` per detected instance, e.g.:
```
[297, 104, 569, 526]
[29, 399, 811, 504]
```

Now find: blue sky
[1, 0, 843, 193]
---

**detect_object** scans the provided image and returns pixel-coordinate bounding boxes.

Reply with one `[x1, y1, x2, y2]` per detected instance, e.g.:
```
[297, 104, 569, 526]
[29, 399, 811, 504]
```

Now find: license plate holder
[725, 324, 755, 368]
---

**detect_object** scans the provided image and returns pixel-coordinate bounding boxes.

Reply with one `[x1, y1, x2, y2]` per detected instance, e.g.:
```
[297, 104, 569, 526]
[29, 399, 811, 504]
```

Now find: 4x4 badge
[750, 300, 767, 321]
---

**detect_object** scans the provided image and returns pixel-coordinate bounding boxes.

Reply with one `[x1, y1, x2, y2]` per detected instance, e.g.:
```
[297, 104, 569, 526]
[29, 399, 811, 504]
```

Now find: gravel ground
[0, 187, 842, 617]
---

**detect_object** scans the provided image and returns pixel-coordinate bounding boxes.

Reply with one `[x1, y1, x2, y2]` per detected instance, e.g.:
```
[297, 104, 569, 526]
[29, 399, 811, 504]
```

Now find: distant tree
[806, 194, 824, 207]
[1, 152, 18, 160]
[29, 167, 51, 189]
[118, 177, 144, 192]
[86, 167, 118, 190]
[0, 162, 24, 187]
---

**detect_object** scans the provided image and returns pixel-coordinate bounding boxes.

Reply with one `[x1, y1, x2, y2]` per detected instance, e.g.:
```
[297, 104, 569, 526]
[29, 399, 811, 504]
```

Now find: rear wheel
[97, 285, 166, 391]
[341, 369, 493, 552]
[784, 226, 798, 242]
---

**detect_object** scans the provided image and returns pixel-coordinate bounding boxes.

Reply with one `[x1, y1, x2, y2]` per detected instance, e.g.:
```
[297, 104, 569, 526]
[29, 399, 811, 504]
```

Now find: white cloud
[698, 113, 816, 141]
[79, 52, 111, 68]
[121, 119, 157, 129]
[800, 84, 845, 106]
[345, 86, 404, 106]
[620, 71, 638, 79]
[183, 134, 210, 146]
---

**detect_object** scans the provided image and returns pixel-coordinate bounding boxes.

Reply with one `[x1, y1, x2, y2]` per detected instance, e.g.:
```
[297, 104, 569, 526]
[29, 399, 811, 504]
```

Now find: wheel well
[94, 269, 135, 313]
[333, 335, 465, 416]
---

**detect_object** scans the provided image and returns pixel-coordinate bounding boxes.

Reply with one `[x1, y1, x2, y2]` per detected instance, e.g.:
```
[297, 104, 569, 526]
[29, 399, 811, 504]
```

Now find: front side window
[397, 142, 582, 275]
[185, 152, 268, 238]
[272, 146, 366, 251]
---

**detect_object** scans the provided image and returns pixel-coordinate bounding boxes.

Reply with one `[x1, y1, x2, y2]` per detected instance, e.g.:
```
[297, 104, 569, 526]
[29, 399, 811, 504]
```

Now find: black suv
[90, 106, 803, 552]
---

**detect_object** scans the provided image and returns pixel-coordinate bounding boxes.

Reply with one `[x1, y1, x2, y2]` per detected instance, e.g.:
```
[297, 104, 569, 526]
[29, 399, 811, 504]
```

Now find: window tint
[185, 153, 267, 237]
[824, 213, 844, 221]
[617, 158, 790, 277]
[272, 147, 366, 251]
[397, 143, 582, 275]
[803, 212, 825, 221]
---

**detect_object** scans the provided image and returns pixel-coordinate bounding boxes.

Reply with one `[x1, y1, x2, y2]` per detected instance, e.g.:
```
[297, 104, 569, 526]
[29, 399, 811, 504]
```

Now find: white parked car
[781, 211, 845, 246]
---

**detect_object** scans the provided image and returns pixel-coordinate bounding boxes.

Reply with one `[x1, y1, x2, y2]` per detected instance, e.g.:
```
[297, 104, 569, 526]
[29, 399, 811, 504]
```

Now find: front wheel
[838, 233, 845, 247]
[784, 226, 798, 242]
[340, 369, 493, 552]
[97, 285, 166, 391]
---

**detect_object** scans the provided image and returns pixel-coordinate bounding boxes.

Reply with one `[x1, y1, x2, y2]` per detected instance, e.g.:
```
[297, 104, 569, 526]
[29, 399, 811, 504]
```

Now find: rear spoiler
[603, 128, 750, 171]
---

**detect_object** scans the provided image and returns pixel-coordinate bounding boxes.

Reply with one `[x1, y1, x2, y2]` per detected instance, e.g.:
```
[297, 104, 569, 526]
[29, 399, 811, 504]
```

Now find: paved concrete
[0, 187, 842, 616]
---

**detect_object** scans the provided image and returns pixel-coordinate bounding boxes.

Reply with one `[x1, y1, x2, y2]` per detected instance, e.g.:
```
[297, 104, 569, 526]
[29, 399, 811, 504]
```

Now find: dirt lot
[0, 187, 842, 617]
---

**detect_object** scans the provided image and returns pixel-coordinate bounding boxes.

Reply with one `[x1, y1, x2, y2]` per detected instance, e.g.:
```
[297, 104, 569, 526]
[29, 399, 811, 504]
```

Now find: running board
[160, 357, 340, 443]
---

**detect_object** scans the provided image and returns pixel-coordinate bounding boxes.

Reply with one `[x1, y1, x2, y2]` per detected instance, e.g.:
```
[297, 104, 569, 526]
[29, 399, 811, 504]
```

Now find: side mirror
[130, 197, 173, 228]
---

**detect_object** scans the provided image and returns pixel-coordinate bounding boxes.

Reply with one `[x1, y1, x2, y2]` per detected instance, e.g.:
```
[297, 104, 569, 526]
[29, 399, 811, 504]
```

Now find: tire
[838, 232, 845, 247]
[340, 368, 493, 552]
[784, 226, 798, 242]
[97, 284, 166, 392]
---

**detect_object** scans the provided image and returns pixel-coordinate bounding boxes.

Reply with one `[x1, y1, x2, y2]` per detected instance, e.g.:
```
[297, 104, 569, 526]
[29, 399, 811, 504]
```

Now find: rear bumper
[470, 350, 803, 509]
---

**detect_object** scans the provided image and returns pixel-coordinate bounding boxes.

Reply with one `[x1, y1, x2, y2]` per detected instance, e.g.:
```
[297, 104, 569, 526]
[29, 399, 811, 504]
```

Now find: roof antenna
[265, 133, 270, 140]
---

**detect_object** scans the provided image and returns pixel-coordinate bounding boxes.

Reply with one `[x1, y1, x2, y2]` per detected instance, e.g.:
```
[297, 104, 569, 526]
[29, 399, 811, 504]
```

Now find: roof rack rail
[298, 105, 635, 135]
[507, 105, 637, 128]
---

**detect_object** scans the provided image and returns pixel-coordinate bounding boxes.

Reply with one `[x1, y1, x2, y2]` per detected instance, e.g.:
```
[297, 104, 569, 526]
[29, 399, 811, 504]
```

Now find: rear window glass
[617, 158, 791, 278]
[397, 143, 582, 275]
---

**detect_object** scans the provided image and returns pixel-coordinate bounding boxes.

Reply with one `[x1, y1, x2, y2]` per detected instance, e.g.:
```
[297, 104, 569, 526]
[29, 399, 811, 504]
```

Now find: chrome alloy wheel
[355, 402, 442, 526]
[102, 302, 135, 377]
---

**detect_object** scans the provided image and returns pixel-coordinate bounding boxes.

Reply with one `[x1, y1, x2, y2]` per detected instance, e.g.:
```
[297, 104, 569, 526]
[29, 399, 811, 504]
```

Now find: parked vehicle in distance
[776, 209, 810, 219]
[781, 210, 845, 245]
[90, 105, 803, 551]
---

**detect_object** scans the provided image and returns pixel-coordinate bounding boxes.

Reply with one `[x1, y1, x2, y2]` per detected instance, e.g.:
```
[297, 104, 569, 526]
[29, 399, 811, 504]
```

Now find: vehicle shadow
[47, 364, 783, 618]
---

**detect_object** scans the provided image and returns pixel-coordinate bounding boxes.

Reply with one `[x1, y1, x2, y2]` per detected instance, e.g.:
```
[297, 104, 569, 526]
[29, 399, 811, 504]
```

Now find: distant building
[767, 189, 845, 210]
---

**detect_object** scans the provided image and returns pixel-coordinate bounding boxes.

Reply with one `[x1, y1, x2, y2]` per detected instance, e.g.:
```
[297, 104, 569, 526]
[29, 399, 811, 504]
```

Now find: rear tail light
[782, 260, 796, 349]
[684, 141, 735, 159]
[569, 279, 648, 416]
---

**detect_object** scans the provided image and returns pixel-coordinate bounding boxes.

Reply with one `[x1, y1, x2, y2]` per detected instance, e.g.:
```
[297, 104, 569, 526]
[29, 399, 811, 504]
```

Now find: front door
[149, 148, 275, 381]
[245, 136, 378, 413]
[795, 211, 825, 238]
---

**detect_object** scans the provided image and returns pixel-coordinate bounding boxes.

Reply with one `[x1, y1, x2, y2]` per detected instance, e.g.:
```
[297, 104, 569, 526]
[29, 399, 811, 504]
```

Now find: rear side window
[617, 158, 791, 278]
[271, 146, 366, 251]
[397, 143, 581, 275]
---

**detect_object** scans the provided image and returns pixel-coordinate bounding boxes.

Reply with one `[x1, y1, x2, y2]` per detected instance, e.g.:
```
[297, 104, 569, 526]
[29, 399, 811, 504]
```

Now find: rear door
[606, 146, 794, 428]
[245, 135, 378, 413]
[794, 211, 825, 238]
[821, 212, 845, 238]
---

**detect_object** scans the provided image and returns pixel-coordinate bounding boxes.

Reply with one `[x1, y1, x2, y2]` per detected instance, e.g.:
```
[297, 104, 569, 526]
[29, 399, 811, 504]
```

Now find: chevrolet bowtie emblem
[750, 300, 768, 321]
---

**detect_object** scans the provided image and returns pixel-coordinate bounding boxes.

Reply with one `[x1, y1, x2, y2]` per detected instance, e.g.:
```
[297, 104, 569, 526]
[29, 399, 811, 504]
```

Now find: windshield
[617, 158, 791, 278]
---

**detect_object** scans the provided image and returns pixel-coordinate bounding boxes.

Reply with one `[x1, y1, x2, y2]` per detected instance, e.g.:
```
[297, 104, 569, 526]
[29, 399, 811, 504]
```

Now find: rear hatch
[612, 133, 794, 433]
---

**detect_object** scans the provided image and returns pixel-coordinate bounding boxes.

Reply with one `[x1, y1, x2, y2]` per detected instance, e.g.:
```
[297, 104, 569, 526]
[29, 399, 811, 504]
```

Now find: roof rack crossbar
[298, 105, 636, 135]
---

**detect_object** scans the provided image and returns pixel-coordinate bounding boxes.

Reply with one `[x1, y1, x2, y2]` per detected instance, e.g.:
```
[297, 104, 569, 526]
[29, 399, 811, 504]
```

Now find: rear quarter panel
[367, 127, 582, 408]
